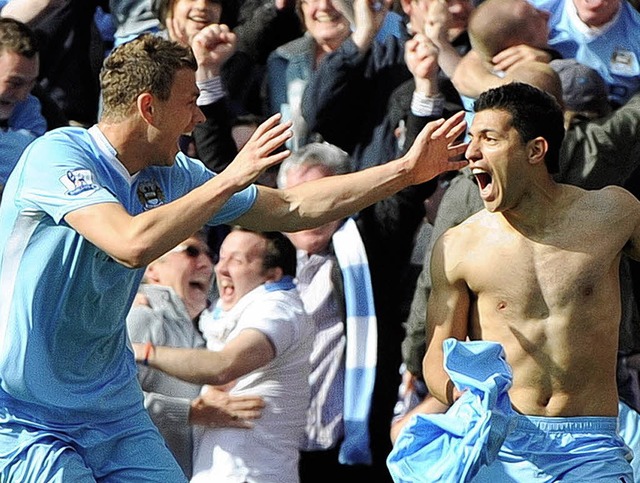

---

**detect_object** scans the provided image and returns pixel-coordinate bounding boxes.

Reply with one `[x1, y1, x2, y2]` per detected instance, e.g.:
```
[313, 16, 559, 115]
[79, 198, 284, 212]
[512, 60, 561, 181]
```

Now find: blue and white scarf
[332, 217, 378, 465]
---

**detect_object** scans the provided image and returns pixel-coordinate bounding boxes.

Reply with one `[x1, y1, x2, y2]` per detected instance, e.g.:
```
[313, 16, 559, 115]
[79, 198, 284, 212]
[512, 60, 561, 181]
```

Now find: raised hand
[402, 110, 469, 185]
[349, 0, 389, 52]
[191, 23, 237, 79]
[189, 385, 265, 428]
[405, 33, 440, 88]
[216, 114, 292, 190]
[423, 0, 451, 48]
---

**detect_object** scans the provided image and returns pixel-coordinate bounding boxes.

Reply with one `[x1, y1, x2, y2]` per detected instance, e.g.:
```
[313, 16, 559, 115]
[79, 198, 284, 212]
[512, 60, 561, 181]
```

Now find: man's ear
[144, 263, 161, 284]
[137, 92, 155, 124]
[399, 0, 412, 16]
[265, 266, 284, 282]
[528, 137, 548, 166]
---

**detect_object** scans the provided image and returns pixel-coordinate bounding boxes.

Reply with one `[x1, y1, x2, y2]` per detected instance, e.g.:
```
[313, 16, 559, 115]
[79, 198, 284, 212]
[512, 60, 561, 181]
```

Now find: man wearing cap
[550, 58, 611, 122]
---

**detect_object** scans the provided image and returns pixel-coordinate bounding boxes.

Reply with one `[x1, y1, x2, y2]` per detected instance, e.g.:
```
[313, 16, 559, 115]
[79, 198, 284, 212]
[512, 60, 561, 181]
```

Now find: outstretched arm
[133, 328, 276, 386]
[423, 0, 461, 79]
[64, 115, 292, 268]
[236, 112, 469, 232]
[189, 24, 240, 172]
[128, 304, 265, 428]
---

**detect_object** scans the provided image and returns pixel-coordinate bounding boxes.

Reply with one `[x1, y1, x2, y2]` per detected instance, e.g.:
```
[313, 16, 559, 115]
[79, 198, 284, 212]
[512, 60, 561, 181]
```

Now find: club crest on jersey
[137, 180, 165, 210]
[610, 49, 639, 77]
[61, 169, 100, 196]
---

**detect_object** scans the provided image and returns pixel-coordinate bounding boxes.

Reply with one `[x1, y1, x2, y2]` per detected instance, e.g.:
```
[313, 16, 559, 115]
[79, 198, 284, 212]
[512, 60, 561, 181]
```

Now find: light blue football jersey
[0, 125, 257, 424]
[529, 0, 640, 106]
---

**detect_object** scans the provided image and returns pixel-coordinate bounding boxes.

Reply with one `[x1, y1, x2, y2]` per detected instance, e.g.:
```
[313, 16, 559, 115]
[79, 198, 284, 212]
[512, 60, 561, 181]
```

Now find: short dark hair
[230, 228, 297, 277]
[99, 34, 196, 120]
[474, 82, 565, 174]
[0, 17, 39, 58]
[261, 231, 297, 277]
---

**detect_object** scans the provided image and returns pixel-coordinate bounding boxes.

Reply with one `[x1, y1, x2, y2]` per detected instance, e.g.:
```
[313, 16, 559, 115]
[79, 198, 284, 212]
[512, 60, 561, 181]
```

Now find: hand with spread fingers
[402, 110, 469, 185]
[214, 114, 293, 191]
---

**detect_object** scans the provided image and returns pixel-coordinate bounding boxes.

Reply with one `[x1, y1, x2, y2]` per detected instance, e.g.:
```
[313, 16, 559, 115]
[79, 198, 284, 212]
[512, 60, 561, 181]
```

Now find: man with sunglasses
[126, 228, 265, 479]
[132, 228, 312, 483]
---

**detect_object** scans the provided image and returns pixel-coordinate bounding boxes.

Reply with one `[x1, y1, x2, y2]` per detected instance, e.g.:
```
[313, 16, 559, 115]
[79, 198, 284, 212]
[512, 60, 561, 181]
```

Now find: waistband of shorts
[513, 413, 618, 433]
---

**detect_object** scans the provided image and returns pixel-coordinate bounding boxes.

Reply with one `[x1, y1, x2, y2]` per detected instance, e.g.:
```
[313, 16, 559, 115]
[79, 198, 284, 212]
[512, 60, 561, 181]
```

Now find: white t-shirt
[193, 283, 313, 483]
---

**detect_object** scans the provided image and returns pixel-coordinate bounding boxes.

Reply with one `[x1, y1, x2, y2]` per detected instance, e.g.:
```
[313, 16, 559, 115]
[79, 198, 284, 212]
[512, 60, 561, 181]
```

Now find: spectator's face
[147, 235, 215, 319]
[301, 0, 351, 48]
[282, 164, 342, 254]
[170, 0, 223, 42]
[572, 0, 620, 28]
[0, 49, 38, 121]
[445, 0, 474, 33]
[215, 231, 273, 311]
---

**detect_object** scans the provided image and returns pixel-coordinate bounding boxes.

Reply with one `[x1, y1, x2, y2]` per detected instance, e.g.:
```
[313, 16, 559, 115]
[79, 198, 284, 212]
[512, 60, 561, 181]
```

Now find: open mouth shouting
[189, 278, 209, 294]
[217, 279, 235, 309]
[472, 168, 496, 202]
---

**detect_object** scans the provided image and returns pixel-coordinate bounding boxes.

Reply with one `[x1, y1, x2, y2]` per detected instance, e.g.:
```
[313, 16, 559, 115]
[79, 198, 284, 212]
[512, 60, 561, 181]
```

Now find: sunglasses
[172, 244, 217, 264]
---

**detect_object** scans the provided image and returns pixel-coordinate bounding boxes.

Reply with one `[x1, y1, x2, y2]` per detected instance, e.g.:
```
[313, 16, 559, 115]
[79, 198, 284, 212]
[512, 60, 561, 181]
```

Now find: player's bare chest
[464, 237, 614, 311]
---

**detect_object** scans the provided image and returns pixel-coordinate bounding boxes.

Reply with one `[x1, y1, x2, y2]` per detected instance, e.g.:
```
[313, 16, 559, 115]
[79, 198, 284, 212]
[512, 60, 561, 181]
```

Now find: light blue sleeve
[13, 131, 119, 224]
[206, 183, 258, 226]
[170, 153, 259, 226]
